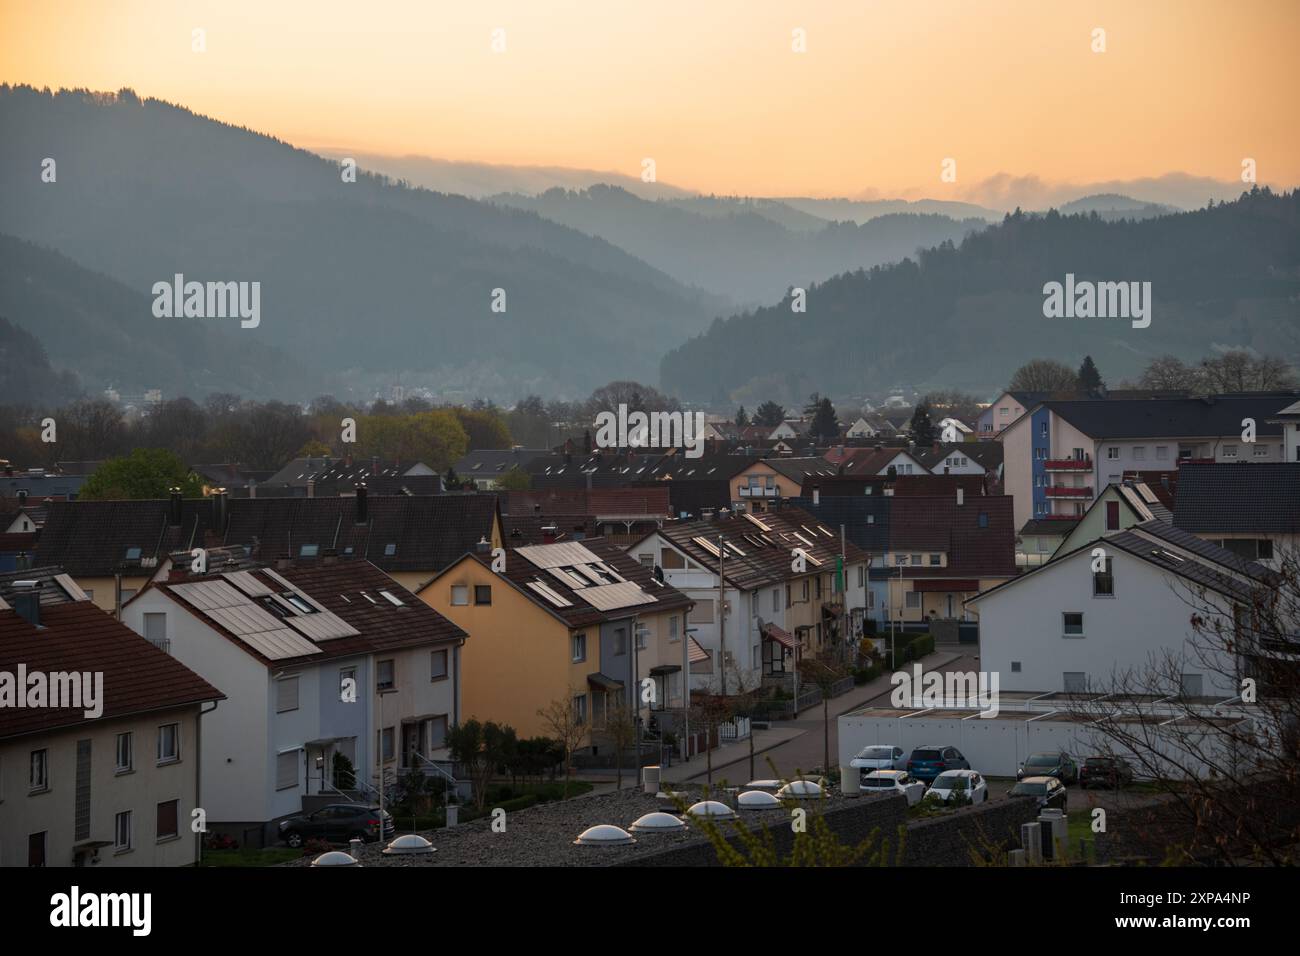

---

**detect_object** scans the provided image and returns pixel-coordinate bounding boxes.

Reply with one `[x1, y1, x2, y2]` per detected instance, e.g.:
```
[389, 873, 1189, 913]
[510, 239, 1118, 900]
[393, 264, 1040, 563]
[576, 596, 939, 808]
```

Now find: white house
[122, 559, 466, 845]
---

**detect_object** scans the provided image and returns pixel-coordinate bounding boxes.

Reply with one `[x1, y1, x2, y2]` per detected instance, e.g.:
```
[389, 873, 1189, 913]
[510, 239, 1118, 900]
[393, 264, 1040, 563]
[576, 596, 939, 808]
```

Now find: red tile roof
[0, 602, 224, 740]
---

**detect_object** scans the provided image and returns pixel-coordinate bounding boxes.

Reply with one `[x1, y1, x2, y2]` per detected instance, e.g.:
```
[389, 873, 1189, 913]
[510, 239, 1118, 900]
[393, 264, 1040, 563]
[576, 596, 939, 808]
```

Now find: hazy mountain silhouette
[313, 148, 696, 201]
[1052, 194, 1180, 220]
[774, 197, 1003, 225]
[0, 85, 723, 401]
[490, 185, 989, 304]
[661, 189, 1300, 405]
[0, 233, 311, 400]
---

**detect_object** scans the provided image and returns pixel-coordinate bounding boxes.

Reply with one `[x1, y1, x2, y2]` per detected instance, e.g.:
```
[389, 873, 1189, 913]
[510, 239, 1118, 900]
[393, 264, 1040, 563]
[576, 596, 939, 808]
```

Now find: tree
[297, 439, 333, 457]
[56, 399, 128, 461]
[918, 390, 982, 422]
[798, 651, 853, 774]
[735, 406, 750, 427]
[451, 406, 512, 451]
[908, 404, 936, 446]
[602, 700, 639, 790]
[1200, 350, 1297, 393]
[1008, 359, 1079, 393]
[1077, 355, 1105, 394]
[810, 398, 839, 443]
[1066, 545, 1300, 865]
[494, 466, 531, 491]
[753, 401, 786, 428]
[80, 449, 204, 500]
[446, 718, 518, 811]
[1138, 355, 1203, 392]
[537, 692, 589, 797]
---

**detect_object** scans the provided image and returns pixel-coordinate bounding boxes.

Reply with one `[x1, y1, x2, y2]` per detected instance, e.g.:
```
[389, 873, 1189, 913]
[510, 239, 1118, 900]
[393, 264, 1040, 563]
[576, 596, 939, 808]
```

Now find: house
[121, 558, 466, 845]
[629, 507, 869, 694]
[0, 532, 38, 571]
[729, 458, 837, 512]
[801, 473, 989, 500]
[192, 463, 275, 494]
[451, 448, 551, 490]
[1173, 462, 1300, 566]
[1267, 399, 1300, 461]
[768, 420, 810, 441]
[249, 456, 443, 497]
[915, 441, 1003, 477]
[34, 490, 504, 606]
[1015, 518, 1079, 570]
[0, 568, 223, 867]
[935, 417, 974, 443]
[502, 487, 672, 545]
[998, 393, 1298, 531]
[419, 538, 692, 750]
[969, 520, 1275, 697]
[876, 491, 1017, 626]
[1054, 480, 1173, 558]
[0, 467, 87, 502]
[822, 445, 928, 477]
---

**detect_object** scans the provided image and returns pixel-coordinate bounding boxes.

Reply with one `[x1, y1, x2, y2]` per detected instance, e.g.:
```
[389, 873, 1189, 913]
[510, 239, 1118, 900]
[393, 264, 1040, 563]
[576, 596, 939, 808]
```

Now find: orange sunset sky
[2, 0, 1297, 198]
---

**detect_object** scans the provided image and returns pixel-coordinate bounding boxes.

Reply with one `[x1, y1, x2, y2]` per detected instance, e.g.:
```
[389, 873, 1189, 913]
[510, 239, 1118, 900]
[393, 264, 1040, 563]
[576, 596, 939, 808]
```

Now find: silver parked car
[849, 744, 907, 772]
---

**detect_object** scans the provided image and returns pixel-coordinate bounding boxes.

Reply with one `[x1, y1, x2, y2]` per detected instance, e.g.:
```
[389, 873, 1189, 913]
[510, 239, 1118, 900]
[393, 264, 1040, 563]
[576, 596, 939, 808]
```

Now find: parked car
[1017, 751, 1079, 783]
[925, 769, 988, 804]
[278, 804, 395, 848]
[1009, 775, 1068, 810]
[1079, 756, 1135, 789]
[849, 744, 907, 772]
[860, 770, 927, 806]
[905, 745, 970, 784]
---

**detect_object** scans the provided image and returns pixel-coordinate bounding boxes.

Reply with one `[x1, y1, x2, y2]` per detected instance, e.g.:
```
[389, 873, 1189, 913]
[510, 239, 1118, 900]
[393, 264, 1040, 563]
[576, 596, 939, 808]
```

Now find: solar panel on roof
[526, 580, 573, 608]
[171, 580, 323, 660]
[517, 541, 602, 569]
[692, 536, 722, 558]
[574, 581, 657, 611]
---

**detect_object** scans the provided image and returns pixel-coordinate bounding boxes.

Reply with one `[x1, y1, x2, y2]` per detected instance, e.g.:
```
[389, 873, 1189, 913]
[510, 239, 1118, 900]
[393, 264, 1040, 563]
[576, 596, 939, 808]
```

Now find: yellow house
[419, 538, 692, 750]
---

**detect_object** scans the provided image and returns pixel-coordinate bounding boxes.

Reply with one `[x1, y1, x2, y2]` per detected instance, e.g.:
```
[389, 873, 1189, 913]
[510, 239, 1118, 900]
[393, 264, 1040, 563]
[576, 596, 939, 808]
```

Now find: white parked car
[849, 745, 907, 772]
[860, 770, 926, 806]
[925, 769, 988, 805]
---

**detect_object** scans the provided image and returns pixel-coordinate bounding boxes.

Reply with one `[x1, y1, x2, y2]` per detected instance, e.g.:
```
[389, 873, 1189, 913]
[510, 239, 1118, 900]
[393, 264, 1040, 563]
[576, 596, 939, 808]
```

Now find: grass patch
[200, 847, 299, 867]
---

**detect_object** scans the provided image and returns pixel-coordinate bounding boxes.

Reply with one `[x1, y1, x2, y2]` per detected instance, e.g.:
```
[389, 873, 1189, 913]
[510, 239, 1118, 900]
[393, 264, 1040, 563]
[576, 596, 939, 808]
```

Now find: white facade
[970, 544, 1238, 697]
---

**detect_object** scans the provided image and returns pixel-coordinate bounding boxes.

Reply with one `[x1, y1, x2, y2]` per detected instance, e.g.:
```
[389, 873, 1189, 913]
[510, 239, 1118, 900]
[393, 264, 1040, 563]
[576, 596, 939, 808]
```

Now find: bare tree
[798, 650, 853, 774]
[537, 691, 589, 798]
[1007, 359, 1079, 393]
[1066, 546, 1300, 865]
[601, 699, 639, 790]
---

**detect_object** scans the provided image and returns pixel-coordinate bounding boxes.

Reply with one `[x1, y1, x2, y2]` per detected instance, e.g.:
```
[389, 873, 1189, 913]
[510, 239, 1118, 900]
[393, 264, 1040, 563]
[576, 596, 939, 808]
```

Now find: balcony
[738, 486, 778, 498]
[1044, 485, 1093, 499]
[1044, 458, 1092, 471]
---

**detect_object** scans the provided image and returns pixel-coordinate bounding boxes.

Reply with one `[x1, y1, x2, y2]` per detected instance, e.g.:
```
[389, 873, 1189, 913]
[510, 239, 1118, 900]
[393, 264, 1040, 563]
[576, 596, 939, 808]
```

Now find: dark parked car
[1017, 751, 1078, 783]
[905, 745, 970, 784]
[1010, 775, 1068, 810]
[278, 804, 394, 848]
[1079, 756, 1135, 789]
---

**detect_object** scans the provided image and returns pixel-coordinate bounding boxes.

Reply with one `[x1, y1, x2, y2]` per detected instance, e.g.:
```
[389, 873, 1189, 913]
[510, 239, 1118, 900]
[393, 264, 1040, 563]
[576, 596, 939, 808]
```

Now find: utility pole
[717, 533, 726, 698]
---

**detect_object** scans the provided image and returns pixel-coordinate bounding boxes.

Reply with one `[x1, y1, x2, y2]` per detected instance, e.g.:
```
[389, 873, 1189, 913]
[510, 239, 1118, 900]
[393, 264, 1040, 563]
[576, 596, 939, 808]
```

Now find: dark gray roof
[787, 495, 890, 553]
[1043, 394, 1297, 440]
[453, 448, 551, 476]
[1107, 526, 1272, 603]
[1018, 518, 1079, 537]
[1131, 520, 1273, 580]
[1172, 463, 1300, 534]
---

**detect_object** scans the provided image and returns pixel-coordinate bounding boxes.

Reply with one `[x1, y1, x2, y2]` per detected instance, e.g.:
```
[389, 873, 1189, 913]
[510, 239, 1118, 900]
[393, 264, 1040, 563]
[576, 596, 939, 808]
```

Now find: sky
[2, 0, 1297, 199]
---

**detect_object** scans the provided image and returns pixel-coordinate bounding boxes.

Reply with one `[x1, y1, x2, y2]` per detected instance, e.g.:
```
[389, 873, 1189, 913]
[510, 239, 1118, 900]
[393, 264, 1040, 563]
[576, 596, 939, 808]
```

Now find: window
[669, 616, 680, 642]
[1034, 447, 1046, 460]
[905, 591, 921, 609]
[1011, 661, 1021, 673]
[572, 633, 587, 662]
[450, 584, 469, 606]
[929, 554, 941, 566]
[116, 733, 133, 773]
[143, 612, 167, 651]
[1040, 422, 1048, 438]
[637, 553, 654, 567]
[1093, 558, 1114, 597]
[1258, 539, 1275, 560]
[910, 554, 921, 566]
[474, 585, 492, 605]
[299, 544, 319, 557]
[30, 749, 48, 791]
[1223, 444, 1238, 459]
[276, 676, 300, 713]
[1180, 673, 1204, 697]
[157, 800, 179, 841]
[1253, 444, 1269, 458]
[383, 542, 397, 556]
[978, 513, 988, 529]
[377, 659, 395, 691]
[614, 628, 628, 656]
[1105, 500, 1120, 531]
[28, 832, 46, 868]
[635, 627, 646, 650]
[660, 549, 685, 569]
[430, 649, 448, 681]
[857, 566, 865, 586]
[573, 694, 587, 725]
[1106, 447, 1119, 460]
[276, 750, 299, 789]
[1063, 672, 1088, 693]
[428, 715, 448, 750]
[114, 811, 132, 851]
[1062, 612, 1084, 636]
[380, 728, 395, 762]
[157, 723, 180, 764]
[772, 588, 780, 612]
[1133, 446, 1145, 460]
[1156, 446, 1168, 460]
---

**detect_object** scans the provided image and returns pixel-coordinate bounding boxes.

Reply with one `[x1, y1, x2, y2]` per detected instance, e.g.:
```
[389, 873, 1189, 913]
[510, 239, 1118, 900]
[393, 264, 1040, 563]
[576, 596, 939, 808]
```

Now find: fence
[719, 716, 751, 742]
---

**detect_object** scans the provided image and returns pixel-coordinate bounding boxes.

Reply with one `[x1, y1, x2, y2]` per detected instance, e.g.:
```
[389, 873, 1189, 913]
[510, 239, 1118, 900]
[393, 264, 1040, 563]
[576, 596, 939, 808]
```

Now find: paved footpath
[676, 648, 967, 784]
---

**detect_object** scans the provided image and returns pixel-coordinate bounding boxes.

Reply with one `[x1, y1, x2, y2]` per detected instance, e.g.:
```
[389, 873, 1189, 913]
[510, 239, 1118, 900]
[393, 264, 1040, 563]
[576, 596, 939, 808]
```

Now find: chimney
[11, 580, 42, 627]
[2, 460, 12, 477]
[248, 478, 257, 499]
[323, 548, 338, 565]
[542, 523, 558, 544]
[214, 488, 228, 530]
[168, 487, 183, 526]
[17, 489, 28, 506]
[355, 483, 368, 524]
[957, 487, 965, 507]
[276, 555, 292, 571]
[475, 536, 492, 555]
[306, 478, 315, 498]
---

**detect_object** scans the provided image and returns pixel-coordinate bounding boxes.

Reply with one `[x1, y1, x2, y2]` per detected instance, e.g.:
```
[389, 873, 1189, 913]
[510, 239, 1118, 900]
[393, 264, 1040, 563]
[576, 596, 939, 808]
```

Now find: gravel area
[287, 784, 854, 867]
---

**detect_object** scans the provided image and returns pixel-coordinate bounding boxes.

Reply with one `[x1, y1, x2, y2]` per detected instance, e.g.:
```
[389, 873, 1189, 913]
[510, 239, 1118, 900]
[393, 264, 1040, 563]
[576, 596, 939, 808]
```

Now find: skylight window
[359, 591, 378, 604]
[384, 543, 397, 556]
[125, 547, 142, 561]
[379, 589, 405, 606]
[282, 593, 315, 614]
[300, 544, 319, 557]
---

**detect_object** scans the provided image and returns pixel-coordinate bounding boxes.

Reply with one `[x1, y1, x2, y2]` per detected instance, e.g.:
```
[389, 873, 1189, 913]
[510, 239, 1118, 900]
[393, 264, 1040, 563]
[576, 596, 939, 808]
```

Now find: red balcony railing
[1044, 458, 1092, 471]
[1045, 486, 1093, 498]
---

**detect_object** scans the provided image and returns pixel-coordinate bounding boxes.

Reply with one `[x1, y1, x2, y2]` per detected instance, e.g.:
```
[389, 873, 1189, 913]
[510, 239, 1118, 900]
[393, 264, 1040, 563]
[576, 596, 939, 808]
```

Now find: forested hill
[660, 189, 1300, 404]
